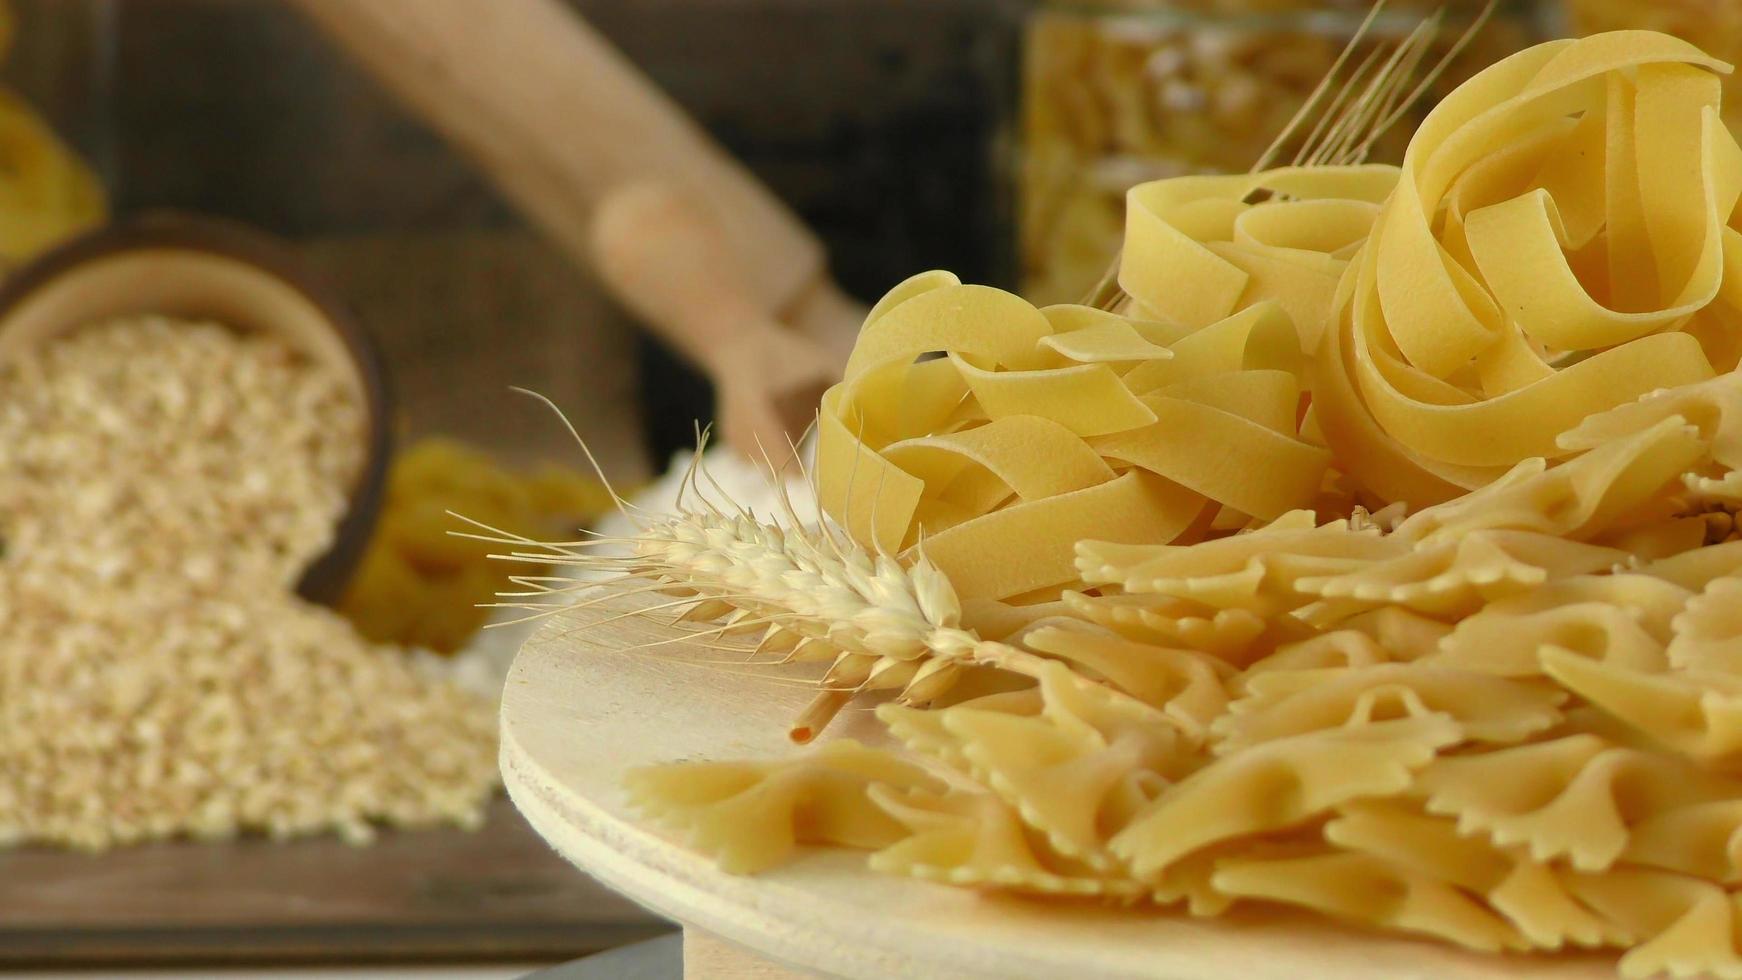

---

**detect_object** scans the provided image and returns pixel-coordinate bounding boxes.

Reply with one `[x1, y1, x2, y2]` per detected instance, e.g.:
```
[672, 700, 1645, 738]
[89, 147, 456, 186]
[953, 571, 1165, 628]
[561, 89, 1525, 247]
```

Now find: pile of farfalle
[603, 30, 1742, 979]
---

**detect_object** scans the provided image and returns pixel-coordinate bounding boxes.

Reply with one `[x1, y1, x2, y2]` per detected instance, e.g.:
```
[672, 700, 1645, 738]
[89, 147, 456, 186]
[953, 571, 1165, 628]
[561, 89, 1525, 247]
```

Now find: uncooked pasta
[534, 26, 1742, 980]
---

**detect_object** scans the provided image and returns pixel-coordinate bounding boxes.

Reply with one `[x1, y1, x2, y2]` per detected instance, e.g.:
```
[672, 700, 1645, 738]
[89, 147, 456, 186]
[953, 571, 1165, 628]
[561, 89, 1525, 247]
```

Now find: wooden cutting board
[501, 592, 1620, 980]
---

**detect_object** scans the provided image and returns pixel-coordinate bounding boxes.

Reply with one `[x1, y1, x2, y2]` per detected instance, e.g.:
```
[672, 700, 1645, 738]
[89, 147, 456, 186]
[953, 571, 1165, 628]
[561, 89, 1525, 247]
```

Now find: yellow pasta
[623, 740, 938, 874]
[597, 26, 1742, 980]
[868, 784, 1145, 899]
[1213, 663, 1566, 754]
[1314, 33, 1742, 505]
[1430, 588, 1676, 677]
[1213, 849, 1528, 953]
[1669, 575, 1742, 672]
[1077, 515, 1401, 619]
[0, 86, 106, 263]
[1058, 590, 1271, 663]
[1236, 629, 1394, 679]
[1326, 800, 1632, 950]
[1564, 869, 1742, 979]
[1541, 651, 1742, 766]
[1294, 530, 1628, 618]
[1021, 626, 1232, 737]
[818, 273, 1331, 604]
[1389, 417, 1707, 546]
[1413, 735, 1742, 870]
[882, 658, 1185, 871]
[1109, 716, 1459, 881]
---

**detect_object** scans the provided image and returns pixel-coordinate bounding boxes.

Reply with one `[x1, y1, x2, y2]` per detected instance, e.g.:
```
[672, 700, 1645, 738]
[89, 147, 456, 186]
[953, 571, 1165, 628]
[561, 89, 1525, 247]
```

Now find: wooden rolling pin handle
[590, 179, 773, 375]
[591, 180, 840, 456]
[290, 0, 825, 313]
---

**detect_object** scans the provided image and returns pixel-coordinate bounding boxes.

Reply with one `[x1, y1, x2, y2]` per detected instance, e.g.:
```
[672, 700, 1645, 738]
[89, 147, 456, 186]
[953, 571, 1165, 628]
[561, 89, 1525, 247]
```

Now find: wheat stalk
[460, 396, 1031, 741]
[470, 3, 1491, 740]
[1080, 0, 1495, 313]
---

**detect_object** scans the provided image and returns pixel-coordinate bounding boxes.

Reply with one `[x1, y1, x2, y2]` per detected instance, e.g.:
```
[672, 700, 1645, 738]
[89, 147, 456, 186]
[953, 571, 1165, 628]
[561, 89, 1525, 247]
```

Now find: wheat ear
[1081, 0, 1492, 313]
[462, 409, 1021, 741]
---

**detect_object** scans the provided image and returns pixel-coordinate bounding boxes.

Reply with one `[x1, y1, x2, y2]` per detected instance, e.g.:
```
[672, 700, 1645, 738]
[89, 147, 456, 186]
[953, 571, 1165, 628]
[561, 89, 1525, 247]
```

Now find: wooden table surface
[0, 797, 671, 967]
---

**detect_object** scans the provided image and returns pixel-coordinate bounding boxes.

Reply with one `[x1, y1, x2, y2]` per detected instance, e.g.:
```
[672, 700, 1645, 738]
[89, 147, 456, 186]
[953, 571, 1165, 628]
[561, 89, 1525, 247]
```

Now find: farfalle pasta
[1214, 848, 1529, 952]
[867, 784, 1145, 899]
[1212, 663, 1566, 753]
[588, 26, 1742, 980]
[623, 740, 940, 874]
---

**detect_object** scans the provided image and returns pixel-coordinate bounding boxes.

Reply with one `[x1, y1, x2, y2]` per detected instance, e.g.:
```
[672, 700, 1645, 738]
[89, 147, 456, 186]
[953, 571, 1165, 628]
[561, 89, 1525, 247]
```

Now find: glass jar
[1018, 0, 1543, 306]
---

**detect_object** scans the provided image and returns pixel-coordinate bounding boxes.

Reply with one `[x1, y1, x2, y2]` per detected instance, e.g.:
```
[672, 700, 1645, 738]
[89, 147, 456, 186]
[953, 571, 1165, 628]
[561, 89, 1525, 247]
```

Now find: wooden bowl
[0, 213, 391, 604]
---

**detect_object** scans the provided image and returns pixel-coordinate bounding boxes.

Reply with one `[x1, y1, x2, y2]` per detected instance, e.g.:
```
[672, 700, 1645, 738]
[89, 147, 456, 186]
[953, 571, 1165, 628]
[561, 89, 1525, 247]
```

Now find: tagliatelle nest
[507, 22, 1742, 980]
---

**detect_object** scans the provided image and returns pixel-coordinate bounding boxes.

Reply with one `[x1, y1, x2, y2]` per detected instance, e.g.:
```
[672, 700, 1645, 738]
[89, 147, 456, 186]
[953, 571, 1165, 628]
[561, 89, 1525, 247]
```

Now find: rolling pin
[590, 179, 850, 460]
[291, 0, 865, 451]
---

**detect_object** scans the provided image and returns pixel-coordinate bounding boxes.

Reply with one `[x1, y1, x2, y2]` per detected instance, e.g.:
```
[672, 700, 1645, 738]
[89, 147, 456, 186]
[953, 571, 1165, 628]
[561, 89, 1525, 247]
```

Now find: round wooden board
[501, 593, 1619, 980]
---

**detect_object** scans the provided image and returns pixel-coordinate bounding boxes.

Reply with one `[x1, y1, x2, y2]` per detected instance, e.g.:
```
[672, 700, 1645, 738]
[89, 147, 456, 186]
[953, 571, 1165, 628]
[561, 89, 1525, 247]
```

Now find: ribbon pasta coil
[817, 166, 1393, 605]
[1316, 31, 1742, 505]
[617, 29, 1742, 980]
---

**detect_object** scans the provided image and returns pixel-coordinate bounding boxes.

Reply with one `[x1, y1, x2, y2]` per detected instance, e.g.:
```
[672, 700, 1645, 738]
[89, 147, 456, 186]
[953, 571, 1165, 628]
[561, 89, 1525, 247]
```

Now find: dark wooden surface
[0, 797, 671, 966]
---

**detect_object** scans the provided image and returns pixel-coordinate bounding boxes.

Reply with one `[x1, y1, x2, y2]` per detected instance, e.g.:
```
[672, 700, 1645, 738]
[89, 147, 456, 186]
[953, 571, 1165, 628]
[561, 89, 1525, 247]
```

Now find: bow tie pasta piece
[1237, 630, 1394, 680]
[1213, 664, 1566, 754]
[1212, 849, 1528, 953]
[1391, 417, 1706, 546]
[1541, 648, 1742, 766]
[1020, 626, 1233, 739]
[1340, 606, 1457, 661]
[1109, 715, 1459, 881]
[877, 688, 1044, 775]
[1077, 516, 1403, 618]
[1563, 373, 1742, 514]
[1326, 800, 1632, 951]
[881, 658, 1184, 873]
[1411, 734, 1742, 871]
[1564, 374, 1742, 472]
[1669, 576, 1742, 672]
[1431, 584, 1681, 678]
[1563, 869, 1742, 980]
[623, 740, 941, 874]
[1625, 800, 1742, 886]
[1315, 32, 1742, 505]
[1327, 801, 1514, 895]
[1492, 862, 1639, 952]
[867, 784, 1147, 899]
[1644, 538, 1742, 591]
[1058, 591, 1272, 664]
[935, 704, 1163, 872]
[1294, 530, 1628, 619]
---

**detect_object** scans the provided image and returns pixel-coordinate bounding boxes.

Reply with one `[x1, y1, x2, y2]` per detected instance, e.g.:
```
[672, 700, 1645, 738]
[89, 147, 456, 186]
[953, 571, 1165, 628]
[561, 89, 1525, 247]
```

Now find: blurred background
[0, 0, 1736, 977]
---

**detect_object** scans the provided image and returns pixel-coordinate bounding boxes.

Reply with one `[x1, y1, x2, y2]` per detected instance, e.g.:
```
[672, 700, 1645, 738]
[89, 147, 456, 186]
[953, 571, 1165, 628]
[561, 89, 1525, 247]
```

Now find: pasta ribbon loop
[1315, 34, 1740, 503]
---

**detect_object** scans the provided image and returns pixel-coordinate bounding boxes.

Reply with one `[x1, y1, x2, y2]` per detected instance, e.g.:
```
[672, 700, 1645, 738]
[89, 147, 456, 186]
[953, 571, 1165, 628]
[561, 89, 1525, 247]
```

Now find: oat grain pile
[0, 316, 499, 851]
